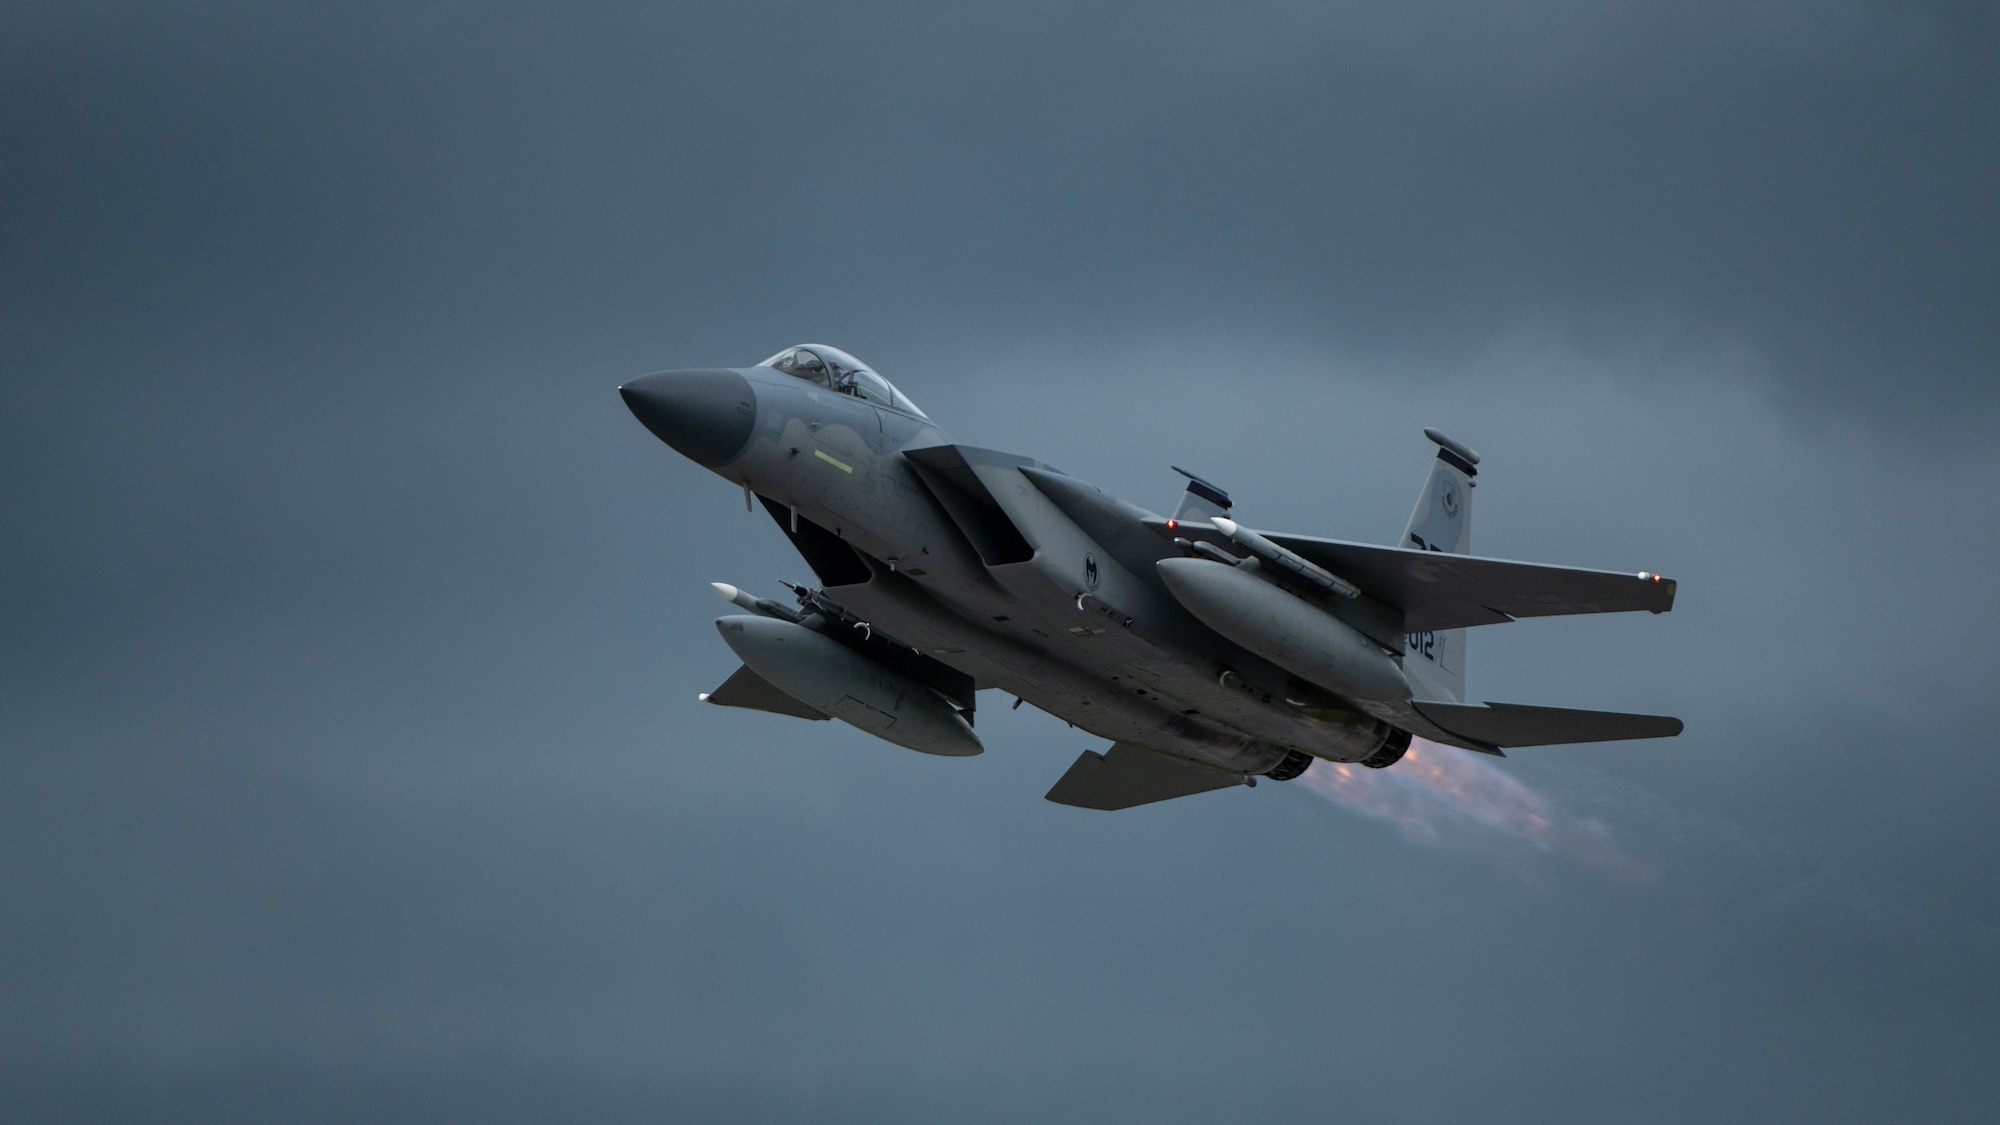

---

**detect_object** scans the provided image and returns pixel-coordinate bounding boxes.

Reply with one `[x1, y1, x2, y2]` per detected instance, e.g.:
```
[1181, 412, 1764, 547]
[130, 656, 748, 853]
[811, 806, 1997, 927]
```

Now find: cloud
[4, 2, 2000, 1119]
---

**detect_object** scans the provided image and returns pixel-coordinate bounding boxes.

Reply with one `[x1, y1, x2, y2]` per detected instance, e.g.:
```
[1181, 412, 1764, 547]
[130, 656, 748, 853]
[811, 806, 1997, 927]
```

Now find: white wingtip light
[710, 582, 741, 604]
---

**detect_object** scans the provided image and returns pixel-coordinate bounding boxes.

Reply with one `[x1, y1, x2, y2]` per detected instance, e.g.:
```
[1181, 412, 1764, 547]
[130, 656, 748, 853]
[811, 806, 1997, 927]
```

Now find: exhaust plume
[1299, 739, 1636, 873]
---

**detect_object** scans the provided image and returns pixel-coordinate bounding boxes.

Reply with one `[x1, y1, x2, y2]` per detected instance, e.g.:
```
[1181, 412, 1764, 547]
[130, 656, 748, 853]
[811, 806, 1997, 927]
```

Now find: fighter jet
[620, 344, 1680, 810]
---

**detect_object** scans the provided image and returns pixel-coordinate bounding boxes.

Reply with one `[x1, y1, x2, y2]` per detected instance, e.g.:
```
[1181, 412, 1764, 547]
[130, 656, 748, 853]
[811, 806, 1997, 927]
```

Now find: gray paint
[1156, 556, 1413, 707]
[625, 355, 1675, 779]
[1399, 450, 1476, 701]
[716, 615, 982, 757]
[620, 370, 758, 468]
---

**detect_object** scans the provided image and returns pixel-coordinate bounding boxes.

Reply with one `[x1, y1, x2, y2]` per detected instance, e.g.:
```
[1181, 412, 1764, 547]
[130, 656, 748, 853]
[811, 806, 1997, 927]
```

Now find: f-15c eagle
[620, 344, 1680, 811]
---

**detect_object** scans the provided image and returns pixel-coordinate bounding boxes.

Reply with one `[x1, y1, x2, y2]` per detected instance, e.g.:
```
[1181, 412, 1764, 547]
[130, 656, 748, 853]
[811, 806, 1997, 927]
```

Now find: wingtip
[1638, 572, 1678, 613]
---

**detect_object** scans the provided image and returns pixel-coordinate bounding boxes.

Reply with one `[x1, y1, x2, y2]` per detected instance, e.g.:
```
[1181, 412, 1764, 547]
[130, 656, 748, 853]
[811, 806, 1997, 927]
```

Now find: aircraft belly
[778, 507, 1395, 767]
[821, 571, 1288, 774]
[769, 445, 1403, 772]
[950, 537, 1358, 761]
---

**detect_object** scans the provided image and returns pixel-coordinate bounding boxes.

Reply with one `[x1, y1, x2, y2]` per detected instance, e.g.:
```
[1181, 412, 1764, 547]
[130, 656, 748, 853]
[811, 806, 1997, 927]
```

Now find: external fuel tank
[715, 615, 983, 757]
[1155, 557, 1412, 706]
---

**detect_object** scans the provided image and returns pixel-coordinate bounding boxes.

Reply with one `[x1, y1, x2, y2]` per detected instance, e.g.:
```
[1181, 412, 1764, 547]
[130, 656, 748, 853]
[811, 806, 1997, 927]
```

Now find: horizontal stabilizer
[1045, 742, 1249, 810]
[701, 664, 829, 721]
[1413, 700, 1682, 748]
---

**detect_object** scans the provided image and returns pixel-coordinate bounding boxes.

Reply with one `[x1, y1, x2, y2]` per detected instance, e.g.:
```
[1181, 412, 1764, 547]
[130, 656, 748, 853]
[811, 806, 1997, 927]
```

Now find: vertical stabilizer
[1401, 430, 1479, 702]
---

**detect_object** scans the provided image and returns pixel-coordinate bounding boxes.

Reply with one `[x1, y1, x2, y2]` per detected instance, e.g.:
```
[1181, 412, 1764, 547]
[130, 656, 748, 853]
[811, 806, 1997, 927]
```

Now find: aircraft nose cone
[619, 369, 758, 467]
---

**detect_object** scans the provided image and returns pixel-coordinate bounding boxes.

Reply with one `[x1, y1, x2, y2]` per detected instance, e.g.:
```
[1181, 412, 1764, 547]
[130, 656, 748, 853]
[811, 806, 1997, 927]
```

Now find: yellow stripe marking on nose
[814, 449, 853, 473]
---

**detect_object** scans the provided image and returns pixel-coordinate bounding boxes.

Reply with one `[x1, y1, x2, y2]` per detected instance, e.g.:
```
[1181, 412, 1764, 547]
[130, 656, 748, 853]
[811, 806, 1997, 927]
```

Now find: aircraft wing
[1045, 742, 1251, 810]
[701, 664, 829, 720]
[1143, 517, 1675, 632]
[1266, 534, 1675, 631]
[1413, 700, 1682, 747]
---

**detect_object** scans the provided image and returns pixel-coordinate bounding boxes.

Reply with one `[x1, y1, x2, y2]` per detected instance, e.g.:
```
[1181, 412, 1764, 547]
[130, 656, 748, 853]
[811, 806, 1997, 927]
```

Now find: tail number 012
[1405, 534, 1442, 660]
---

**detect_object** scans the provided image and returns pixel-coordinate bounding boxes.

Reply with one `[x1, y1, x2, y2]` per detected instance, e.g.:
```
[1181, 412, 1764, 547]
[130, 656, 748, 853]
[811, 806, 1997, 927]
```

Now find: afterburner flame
[1299, 739, 1631, 870]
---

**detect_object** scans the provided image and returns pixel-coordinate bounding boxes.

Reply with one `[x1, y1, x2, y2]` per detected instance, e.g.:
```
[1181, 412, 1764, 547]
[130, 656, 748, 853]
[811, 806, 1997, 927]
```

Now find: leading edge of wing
[1045, 742, 1251, 811]
[1271, 534, 1677, 630]
[1143, 517, 1676, 631]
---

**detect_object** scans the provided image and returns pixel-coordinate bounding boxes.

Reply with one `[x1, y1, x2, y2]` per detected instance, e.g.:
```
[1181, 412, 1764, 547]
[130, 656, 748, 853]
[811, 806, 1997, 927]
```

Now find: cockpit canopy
[758, 344, 927, 418]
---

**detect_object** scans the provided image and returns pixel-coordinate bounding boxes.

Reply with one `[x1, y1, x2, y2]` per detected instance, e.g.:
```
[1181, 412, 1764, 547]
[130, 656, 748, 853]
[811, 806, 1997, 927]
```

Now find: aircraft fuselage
[623, 362, 1405, 776]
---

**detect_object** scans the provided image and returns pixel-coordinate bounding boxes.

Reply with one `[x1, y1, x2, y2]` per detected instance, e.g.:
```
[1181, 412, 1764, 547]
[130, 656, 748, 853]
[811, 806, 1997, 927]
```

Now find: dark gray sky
[5, 2, 1998, 1121]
